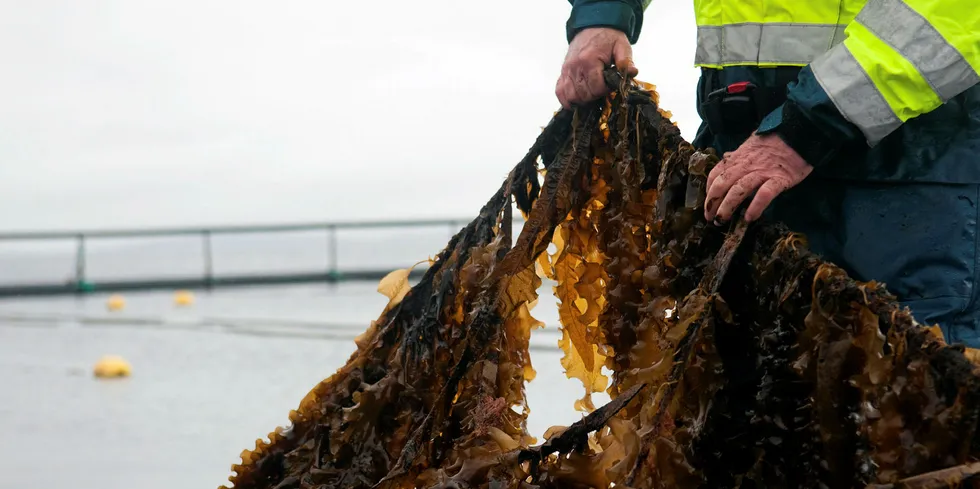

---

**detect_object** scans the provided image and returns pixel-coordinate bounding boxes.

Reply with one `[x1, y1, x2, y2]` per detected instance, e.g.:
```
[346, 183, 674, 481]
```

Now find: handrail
[0, 217, 485, 240]
[0, 216, 527, 296]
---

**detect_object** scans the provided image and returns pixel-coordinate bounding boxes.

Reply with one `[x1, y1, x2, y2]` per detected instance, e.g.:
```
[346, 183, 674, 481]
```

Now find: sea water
[0, 281, 608, 489]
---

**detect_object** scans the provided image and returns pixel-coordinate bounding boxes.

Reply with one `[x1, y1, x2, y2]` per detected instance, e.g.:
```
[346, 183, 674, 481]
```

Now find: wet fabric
[695, 66, 980, 347]
[770, 179, 980, 347]
[764, 67, 980, 184]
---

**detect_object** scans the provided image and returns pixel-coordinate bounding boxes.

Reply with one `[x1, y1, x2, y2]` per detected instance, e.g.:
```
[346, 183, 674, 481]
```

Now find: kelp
[222, 69, 980, 489]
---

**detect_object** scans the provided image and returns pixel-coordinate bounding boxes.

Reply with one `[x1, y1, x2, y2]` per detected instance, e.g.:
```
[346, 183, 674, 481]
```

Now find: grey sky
[0, 1, 700, 230]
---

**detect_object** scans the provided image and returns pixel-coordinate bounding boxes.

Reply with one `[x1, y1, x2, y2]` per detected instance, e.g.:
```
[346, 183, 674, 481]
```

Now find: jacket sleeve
[565, 0, 652, 44]
[756, 0, 980, 168]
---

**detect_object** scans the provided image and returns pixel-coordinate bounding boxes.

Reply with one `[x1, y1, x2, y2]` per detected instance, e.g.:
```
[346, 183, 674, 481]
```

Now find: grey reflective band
[696, 26, 721, 65]
[811, 45, 902, 145]
[832, 24, 848, 46]
[695, 23, 847, 65]
[856, 0, 980, 102]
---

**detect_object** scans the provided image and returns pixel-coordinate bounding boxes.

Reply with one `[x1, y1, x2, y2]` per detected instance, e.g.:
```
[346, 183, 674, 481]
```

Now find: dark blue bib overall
[694, 67, 980, 347]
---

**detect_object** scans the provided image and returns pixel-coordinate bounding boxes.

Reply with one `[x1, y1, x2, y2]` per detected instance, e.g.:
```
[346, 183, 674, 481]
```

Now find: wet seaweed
[222, 69, 980, 489]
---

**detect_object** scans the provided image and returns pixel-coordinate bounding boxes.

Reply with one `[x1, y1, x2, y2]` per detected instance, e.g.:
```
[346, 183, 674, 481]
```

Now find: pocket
[835, 182, 978, 304]
[899, 296, 971, 341]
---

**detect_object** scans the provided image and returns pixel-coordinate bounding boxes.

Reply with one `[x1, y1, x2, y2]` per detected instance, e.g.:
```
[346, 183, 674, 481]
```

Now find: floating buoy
[173, 290, 195, 307]
[106, 294, 126, 312]
[92, 355, 131, 378]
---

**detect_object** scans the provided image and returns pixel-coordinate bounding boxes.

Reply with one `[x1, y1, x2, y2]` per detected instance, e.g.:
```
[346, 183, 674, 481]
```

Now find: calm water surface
[0, 283, 606, 489]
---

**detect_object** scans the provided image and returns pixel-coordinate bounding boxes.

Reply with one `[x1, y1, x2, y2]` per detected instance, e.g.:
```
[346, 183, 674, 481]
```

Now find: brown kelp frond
[223, 69, 980, 489]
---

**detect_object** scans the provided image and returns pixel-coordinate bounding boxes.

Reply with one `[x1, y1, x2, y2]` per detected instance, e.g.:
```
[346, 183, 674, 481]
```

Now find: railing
[0, 218, 480, 297]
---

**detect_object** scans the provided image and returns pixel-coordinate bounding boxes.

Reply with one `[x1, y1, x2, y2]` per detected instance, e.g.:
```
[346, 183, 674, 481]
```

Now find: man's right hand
[556, 27, 639, 109]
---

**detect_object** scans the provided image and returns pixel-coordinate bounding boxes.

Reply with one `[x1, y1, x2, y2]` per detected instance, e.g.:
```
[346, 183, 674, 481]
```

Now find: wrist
[566, 1, 642, 44]
[755, 64, 866, 169]
[756, 100, 839, 169]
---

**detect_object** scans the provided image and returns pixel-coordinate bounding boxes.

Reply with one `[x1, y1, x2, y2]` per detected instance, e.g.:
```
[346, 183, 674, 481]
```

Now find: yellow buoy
[173, 290, 195, 307]
[106, 294, 126, 312]
[93, 355, 131, 378]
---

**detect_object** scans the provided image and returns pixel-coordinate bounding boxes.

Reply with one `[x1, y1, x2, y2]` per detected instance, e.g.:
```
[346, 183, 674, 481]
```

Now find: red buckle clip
[726, 81, 753, 94]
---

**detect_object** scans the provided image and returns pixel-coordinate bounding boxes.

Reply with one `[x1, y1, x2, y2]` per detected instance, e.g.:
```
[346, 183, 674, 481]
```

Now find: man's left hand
[704, 133, 813, 223]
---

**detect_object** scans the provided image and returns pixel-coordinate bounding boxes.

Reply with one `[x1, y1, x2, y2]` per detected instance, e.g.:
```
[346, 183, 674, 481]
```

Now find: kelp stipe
[224, 70, 980, 489]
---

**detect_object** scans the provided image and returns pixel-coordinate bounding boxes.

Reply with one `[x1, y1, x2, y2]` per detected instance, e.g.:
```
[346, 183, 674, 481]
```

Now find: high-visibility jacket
[566, 0, 980, 147]
[565, 1, 980, 347]
[694, 0, 980, 146]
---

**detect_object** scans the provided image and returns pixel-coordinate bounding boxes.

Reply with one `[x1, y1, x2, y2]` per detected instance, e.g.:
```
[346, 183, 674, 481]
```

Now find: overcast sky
[0, 1, 700, 230]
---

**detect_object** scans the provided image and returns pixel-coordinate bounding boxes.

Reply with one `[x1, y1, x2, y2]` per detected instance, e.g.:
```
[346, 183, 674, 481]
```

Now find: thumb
[612, 40, 639, 77]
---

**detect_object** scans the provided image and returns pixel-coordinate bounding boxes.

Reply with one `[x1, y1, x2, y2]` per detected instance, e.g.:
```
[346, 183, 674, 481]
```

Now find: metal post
[74, 234, 86, 292]
[327, 225, 338, 283]
[202, 230, 213, 289]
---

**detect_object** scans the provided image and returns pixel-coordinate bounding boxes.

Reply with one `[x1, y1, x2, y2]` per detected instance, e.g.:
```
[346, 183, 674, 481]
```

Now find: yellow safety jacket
[565, 0, 980, 346]
[690, 0, 980, 144]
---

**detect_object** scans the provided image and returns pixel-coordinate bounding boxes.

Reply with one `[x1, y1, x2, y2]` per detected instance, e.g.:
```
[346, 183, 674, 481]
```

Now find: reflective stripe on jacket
[565, 1, 980, 179]
[566, 1, 980, 344]
[690, 0, 980, 146]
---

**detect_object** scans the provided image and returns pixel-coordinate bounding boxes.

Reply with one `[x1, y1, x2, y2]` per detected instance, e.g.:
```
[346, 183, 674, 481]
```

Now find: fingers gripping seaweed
[224, 70, 980, 489]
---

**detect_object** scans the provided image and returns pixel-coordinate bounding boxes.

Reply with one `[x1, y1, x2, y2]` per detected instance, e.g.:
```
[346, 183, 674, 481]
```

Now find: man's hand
[556, 27, 638, 108]
[704, 133, 813, 223]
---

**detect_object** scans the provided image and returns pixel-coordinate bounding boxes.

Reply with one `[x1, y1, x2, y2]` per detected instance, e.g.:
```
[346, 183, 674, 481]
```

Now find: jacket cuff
[566, 1, 643, 44]
[756, 65, 864, 169]
[756, 101, 840, 169]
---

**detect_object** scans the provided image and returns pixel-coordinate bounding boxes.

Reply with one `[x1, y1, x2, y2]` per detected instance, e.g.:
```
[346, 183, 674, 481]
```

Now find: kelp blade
[223, 72, 980, 489]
